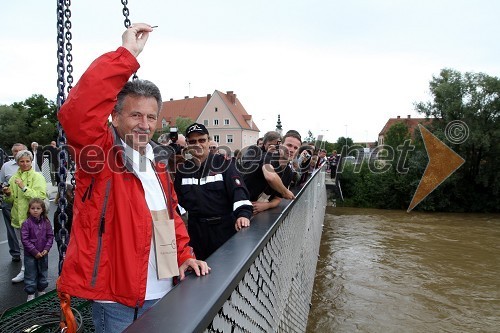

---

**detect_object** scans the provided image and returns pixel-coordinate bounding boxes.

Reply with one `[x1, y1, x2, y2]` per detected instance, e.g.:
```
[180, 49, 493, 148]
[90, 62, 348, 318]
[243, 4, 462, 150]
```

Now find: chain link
[121, 0, 138, 80]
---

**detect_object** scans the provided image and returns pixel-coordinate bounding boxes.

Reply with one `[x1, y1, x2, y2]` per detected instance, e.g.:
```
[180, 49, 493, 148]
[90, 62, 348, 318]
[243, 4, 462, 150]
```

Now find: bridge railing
[125, 169, 327, 333]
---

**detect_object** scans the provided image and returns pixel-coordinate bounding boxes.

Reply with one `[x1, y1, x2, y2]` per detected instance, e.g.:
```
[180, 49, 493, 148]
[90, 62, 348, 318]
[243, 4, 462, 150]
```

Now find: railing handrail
[125, 168, 325, 333]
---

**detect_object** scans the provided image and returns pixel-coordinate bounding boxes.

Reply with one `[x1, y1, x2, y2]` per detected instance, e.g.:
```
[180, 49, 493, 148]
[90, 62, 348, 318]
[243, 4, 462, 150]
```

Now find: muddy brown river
[306, 207, 500, 333]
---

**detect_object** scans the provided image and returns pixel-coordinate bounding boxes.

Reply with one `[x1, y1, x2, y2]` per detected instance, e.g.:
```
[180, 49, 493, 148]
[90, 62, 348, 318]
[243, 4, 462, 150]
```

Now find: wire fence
[204, 171, 326, 333]
[0, 169, 326, 333]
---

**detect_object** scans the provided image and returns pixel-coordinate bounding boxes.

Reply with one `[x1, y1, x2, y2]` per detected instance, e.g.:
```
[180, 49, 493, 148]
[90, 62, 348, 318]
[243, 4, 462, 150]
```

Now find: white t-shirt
[123, 141, 174, 300]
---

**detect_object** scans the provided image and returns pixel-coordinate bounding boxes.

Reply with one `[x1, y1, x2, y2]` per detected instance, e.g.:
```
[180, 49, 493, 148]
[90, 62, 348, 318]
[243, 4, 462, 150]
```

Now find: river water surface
[306, 207, 500, 333]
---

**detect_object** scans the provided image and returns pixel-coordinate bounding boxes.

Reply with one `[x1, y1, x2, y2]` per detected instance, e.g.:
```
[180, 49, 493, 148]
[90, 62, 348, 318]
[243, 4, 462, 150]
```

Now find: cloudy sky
[1, 0, 499, 143]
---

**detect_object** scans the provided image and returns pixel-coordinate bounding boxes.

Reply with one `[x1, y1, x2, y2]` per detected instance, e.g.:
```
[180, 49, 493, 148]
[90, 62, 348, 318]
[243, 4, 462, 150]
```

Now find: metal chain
[63, 0, 76, 193]
[55, 3, 80, 332]
[56, 0, 65, 110]
[121, 0, 132, 28]
[56, 0, 73, 276]
[121, 0, 138, 80]
[64, 0, 74, 92]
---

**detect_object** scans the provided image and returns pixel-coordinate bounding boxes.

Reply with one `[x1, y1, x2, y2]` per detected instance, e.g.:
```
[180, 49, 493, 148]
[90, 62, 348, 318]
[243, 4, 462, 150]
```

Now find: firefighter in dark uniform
[174, 123, 253, 260]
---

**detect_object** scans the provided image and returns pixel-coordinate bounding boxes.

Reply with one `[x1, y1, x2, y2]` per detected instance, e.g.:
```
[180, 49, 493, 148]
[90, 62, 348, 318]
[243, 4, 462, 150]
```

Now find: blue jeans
[23, 254, 49, 295]
[92, 299, 158, 333]
[1, 201, 20, 258]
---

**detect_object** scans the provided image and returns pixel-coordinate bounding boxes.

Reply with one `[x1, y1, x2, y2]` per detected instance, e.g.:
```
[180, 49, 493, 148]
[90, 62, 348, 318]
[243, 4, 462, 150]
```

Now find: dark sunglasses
[187, 138, 208, 145]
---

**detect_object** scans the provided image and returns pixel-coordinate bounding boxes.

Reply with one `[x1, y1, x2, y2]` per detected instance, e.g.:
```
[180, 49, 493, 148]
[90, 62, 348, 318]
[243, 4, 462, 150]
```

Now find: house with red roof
[378, 115, 432, 145]
[157, 90, 260, 151]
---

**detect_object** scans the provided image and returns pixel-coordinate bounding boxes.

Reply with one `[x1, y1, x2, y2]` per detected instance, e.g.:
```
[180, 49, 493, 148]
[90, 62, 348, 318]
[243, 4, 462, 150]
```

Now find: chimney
[226, 91, 236, 104]
[397, 115, 400, 119]
[407, 115, 411, 119]
[207, 94, 211, 102]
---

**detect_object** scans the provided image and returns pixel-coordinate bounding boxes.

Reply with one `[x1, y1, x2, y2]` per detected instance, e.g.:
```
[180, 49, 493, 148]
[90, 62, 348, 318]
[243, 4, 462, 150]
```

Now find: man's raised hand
[122, 23, 154, 57]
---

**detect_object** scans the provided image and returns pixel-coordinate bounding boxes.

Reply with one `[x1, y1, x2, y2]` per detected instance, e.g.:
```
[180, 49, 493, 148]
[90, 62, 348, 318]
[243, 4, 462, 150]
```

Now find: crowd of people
[1, 24, 332, 332]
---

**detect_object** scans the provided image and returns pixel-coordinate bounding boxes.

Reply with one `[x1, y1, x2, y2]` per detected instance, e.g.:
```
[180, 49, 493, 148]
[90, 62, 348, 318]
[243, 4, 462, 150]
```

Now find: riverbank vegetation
[339, 68, 500, 213]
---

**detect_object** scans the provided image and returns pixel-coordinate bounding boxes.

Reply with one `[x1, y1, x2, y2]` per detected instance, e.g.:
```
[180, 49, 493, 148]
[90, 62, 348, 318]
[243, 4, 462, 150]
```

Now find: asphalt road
[0, 200, 62, 313]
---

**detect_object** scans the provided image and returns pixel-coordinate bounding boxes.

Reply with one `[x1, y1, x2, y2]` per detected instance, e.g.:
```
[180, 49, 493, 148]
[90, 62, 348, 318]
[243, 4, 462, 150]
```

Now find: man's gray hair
[12, 143, 27, 151]
[263, 131, 281, 145]
[114, 79, 163, 115]
[14, 149, 33, 163]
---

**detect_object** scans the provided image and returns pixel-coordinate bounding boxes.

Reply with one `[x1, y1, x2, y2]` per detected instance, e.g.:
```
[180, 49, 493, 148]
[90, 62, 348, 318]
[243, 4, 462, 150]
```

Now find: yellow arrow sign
[407, 124, 465, 212]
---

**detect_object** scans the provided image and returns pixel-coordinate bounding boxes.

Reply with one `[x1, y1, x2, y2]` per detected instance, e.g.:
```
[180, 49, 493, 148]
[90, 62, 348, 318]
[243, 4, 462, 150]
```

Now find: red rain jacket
[57, 47, 194, 307]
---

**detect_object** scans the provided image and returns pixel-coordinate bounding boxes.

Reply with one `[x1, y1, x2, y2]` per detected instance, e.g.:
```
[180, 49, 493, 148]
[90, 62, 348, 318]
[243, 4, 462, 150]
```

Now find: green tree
[10, 94, 58, 145]
[323, 141, 335, 153]
[153, 116, 194, 141]
[174, 116, 195, 135]
[0, 104, 29, 152]
[13, 94, 57, 126]
[415, 68, 500, 212]
[384, 122, 410, 149]
[30, 117, 57, 144]
[336, 136, 353, 155]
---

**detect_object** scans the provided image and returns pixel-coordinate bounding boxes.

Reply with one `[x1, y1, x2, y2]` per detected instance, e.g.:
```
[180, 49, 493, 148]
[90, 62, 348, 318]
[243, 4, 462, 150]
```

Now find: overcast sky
[1, 0, 499, 143]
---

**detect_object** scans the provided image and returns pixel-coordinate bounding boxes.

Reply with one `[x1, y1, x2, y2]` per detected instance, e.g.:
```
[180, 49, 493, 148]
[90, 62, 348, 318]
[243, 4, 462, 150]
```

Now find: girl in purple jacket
[21, 198, 54, 302]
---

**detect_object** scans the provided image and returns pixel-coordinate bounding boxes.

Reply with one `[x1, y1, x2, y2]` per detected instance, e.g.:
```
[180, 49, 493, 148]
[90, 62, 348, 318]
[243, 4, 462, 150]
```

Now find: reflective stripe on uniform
[234, 200, 252, 211]
[182, 174, 223, 185]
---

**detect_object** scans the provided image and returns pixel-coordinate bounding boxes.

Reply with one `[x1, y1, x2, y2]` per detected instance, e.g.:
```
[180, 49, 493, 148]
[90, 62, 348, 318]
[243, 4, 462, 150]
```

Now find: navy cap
[185, 123, 209, 137]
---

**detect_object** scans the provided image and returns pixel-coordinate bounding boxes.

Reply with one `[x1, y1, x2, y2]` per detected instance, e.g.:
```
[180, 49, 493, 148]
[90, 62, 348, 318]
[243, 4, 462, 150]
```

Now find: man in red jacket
[57, 23, 210, 333]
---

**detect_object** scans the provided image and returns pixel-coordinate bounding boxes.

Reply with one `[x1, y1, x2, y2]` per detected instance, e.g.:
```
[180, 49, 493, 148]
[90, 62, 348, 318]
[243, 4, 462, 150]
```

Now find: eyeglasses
[187, 138, 208, 145]
[209, 146, 218, 150]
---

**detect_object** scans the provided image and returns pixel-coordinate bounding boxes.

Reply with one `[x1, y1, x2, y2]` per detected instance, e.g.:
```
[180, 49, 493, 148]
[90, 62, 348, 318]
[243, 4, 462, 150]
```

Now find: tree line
[338, 68, 500, 213]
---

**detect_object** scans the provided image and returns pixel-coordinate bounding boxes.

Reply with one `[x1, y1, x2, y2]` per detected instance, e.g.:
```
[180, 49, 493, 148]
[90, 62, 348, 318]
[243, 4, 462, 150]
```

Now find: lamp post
[317, 129, 329, 150]
[344, 124, 348, 156]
